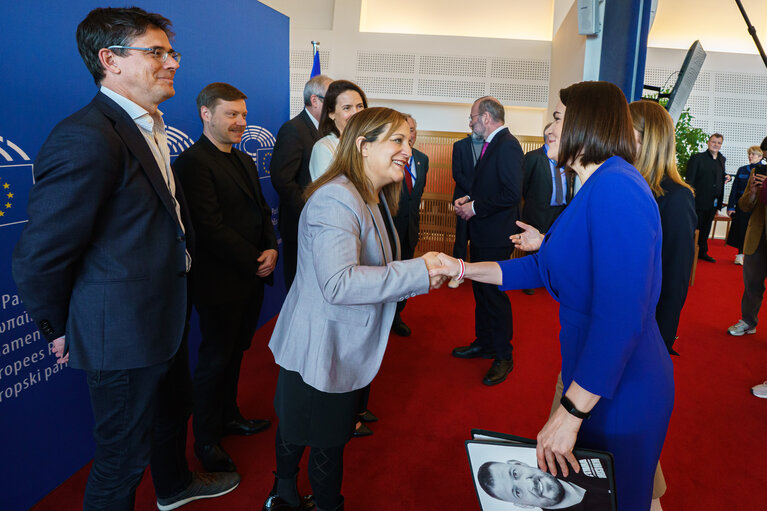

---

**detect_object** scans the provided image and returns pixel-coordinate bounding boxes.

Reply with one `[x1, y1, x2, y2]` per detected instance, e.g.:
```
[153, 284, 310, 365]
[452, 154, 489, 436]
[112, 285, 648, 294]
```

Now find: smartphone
[755, 164, 767, 177]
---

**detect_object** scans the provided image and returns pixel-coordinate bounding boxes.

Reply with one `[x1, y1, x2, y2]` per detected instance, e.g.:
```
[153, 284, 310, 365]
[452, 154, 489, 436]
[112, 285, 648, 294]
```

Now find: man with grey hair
[452, 96, 524, 386]
[271, 74, 333, 289]
[392, 113, 430, 336]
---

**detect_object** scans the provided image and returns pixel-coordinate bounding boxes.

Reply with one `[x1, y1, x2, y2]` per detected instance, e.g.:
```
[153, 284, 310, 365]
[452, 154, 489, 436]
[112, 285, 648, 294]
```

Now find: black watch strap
[560, 395, 590, 419]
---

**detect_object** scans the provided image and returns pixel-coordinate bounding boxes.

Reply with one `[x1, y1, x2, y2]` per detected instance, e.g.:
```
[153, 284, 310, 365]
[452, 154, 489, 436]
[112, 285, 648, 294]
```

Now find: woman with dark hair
[263, 108, 441, 511]
[432, 82, 673, 511]
[308, 79, 367, 181]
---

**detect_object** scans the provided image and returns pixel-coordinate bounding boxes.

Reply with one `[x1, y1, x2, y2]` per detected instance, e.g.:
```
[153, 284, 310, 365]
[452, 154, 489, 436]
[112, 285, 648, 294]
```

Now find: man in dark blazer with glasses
[12, 7, 237, 510]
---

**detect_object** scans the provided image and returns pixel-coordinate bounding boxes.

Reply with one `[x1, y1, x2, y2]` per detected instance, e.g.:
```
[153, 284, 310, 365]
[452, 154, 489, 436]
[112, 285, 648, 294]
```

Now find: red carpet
[31, 241, 767, 510]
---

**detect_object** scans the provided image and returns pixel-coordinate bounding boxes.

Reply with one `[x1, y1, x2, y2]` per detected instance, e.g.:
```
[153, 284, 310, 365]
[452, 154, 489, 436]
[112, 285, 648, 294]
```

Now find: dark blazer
[174, 135, 277, 306]
[451, 135, 477, 200]
[521, 145, 563, 232]
[393, 148, 429, 255]
[654, 178, 696, 353]
[468, 127, 524, 247]
[685, 150, 726, 210]
[270, 109, 320, 242]
[12, 92, 193, 371]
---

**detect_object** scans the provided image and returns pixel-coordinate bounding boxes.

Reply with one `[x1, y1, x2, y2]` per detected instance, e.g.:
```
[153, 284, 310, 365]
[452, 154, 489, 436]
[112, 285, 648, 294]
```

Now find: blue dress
[498, 156, 674, 511]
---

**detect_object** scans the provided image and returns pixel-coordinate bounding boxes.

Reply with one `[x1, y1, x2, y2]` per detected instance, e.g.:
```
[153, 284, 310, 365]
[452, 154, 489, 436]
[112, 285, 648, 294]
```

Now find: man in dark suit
[12, 7, 238, 510]
[391, 114, 430, 336]
[174, 83, 278, 473]
[685, 133, 730, 262]
[452, 97, 524, 386]
[450, 133, 484, 287]
[520, 122, 568, 295]
[270, 74, 333, 290]
[522, 122, 568, 234]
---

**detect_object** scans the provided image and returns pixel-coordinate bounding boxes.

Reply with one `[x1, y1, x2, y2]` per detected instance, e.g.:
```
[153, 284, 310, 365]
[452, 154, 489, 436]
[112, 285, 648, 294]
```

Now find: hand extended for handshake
[421, 252, 465, 289]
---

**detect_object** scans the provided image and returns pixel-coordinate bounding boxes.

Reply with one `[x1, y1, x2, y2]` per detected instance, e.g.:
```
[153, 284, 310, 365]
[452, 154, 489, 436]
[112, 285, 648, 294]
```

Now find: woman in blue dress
[431, 81, 673, 511]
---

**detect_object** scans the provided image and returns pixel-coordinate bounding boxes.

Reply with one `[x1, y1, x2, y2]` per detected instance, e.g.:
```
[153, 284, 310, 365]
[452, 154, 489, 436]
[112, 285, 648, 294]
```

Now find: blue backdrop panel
[0, 2, 288, 510]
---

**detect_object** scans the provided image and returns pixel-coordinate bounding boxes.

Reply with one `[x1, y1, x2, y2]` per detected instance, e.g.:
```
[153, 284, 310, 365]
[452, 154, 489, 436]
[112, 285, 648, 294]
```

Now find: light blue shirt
[544, 143, 567, 206]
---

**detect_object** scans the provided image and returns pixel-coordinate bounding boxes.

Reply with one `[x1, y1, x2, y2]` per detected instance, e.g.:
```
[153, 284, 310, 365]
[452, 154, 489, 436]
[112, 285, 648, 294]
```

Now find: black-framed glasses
[108, 45, 182, 64]
[468, 113, 481, 122]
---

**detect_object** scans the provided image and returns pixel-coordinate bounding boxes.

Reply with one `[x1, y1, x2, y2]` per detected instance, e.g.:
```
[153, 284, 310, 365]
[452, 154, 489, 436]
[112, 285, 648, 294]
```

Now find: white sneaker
[448, 278, 464, 289]
[728, 320, 756, 336]
[751, 381, 767, 398]
[734, 254, 744, 265]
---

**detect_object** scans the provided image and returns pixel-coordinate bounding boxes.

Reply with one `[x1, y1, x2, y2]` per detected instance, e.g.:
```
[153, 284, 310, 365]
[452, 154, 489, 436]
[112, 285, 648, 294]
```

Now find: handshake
[421, 252, 464, 290]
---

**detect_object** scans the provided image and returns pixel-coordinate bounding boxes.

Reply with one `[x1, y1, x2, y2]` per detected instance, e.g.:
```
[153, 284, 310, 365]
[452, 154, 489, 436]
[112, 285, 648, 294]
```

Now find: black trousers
[283, 239, 298, 292]
[453, 216, 469, 260]
[696, 207, 716, 256]
[470, 244, 513, 359]
[193, 287, 264, 446]
[83, 338, 193, 510]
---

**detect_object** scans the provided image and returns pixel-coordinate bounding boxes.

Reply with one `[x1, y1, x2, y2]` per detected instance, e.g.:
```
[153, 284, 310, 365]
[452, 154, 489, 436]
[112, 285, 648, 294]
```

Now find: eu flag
[0, 163, 33, 228]
[310, 49, 321, 78]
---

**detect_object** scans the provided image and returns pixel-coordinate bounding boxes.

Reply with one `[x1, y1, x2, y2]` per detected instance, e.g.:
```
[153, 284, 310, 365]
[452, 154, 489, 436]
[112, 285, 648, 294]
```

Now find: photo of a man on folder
[466, 431, 616, 511]
[476, 458, 612, 510]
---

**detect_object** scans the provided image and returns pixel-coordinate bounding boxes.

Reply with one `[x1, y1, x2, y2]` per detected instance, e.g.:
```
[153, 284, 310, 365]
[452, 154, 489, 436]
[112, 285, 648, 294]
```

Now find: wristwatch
[560, 395, 590, 419]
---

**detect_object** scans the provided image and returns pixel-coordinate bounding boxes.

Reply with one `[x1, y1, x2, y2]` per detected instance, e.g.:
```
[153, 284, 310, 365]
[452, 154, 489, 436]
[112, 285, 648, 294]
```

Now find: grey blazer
[269, 175, 430, 393]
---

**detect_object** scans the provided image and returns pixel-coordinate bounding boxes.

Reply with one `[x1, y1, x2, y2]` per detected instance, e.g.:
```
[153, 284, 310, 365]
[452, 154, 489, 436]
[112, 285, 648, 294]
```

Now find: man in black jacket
[452, 97, 524, 386]
[13, 8, 238, 509]
[175, 83, 278, 473]
[450, 133, 483, 287]
[392, 114, 429, 336]
[685, 133, 730, 262]
[270, 75, 332, 290]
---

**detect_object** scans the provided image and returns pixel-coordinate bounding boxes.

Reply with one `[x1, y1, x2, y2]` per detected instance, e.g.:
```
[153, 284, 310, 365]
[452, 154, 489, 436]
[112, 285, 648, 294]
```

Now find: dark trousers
[470, 244, 513, 359]
[283, 239, 298, 292]
[696, 207, 716, 256]
[84, 338, 193, 510]
[193, 288, 264, 446]
[742, 234, 767, 327]
[453, 216, 469, 260]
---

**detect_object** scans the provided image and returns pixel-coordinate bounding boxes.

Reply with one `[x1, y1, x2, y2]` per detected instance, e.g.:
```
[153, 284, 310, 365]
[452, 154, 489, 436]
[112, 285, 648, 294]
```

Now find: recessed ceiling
[359, 0, 554, 41]
[357, 0, 767, 54]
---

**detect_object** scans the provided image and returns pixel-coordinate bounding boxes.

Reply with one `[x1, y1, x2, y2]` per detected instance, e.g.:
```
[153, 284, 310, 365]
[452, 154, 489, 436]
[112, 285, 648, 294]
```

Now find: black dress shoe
[353, 423, 373, 437]
[262, 493, 315, 511]
[522, 288, 535, 295]
[392, 320, 411, 337]
[224, 416, 271, 436]
[699, 254, 716, 263]
[359, 409, 378, 423]
[452, 345, 495, 359]
[482, 358, 514, 386]
[195, 442, 236, 472]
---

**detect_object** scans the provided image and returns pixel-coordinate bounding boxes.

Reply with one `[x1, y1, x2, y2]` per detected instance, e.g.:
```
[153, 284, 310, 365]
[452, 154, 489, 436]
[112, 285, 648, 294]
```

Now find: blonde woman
[726, 146, 764, 264]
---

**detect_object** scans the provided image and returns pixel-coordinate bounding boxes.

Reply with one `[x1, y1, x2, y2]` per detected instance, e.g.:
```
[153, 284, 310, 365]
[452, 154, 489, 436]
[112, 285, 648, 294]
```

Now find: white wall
[261, 0, 767, 146]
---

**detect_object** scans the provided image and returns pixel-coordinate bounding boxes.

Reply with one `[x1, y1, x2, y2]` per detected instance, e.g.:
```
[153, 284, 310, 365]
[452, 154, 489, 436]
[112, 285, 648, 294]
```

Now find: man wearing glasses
[13, 7, 238, 510]
[270, 74, 332, 290]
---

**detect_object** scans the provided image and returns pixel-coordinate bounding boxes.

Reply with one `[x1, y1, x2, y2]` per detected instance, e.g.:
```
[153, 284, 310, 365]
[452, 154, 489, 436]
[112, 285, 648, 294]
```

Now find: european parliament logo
[0, 135, 34, 228]
[235, 125, 275, 179]
[166, 125, 195, 161]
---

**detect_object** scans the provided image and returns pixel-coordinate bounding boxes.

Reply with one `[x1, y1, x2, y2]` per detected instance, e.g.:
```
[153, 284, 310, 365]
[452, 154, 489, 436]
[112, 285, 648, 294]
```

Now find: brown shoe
[482, 358, 513, 386]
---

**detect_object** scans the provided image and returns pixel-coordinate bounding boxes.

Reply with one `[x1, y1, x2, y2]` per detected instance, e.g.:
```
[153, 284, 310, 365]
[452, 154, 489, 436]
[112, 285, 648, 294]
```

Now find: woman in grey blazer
[263, 108, 442, 511]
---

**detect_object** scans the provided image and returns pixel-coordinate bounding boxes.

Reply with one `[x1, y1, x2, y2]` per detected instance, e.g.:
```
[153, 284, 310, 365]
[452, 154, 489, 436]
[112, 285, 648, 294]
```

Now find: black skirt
[726, 209, 751, 251]
[274, 367, 370, 448]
